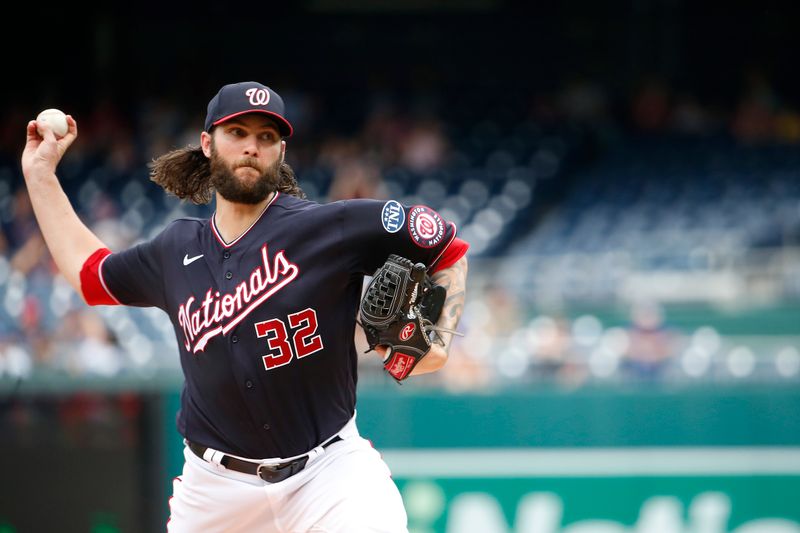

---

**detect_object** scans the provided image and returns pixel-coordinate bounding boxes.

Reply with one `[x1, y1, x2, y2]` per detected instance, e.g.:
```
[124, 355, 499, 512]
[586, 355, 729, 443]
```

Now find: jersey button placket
[223, 250, 231, 259]
[225, 271, 233, 280]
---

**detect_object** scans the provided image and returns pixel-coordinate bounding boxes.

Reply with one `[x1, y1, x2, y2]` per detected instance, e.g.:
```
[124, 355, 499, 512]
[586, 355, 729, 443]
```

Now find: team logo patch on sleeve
[408, 206, 446, 248]
[381, 200, 405, 233]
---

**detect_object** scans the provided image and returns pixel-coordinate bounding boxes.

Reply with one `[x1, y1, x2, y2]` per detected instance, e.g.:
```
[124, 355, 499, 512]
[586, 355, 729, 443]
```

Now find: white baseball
[36, 108, 69, 138]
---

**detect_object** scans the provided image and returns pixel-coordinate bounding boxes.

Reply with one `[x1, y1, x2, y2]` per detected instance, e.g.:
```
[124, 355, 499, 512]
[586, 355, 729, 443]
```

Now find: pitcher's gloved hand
[359, 254, 447, 382]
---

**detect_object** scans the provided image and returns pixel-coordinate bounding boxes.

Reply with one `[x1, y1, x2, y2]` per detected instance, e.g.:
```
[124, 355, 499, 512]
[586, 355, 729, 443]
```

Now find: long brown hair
[149, 145, 305, 204]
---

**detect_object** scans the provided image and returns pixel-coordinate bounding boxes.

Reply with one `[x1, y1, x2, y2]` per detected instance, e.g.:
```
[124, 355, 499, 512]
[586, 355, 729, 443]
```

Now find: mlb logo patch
[381, 200, 405, 233]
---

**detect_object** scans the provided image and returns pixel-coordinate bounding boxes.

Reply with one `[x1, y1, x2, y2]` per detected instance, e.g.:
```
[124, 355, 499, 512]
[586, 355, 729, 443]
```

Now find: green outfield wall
[160, 383, 800, 532]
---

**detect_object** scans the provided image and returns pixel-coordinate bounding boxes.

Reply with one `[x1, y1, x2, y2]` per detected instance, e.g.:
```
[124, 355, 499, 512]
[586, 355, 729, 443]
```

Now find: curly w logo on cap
[205, 81, 293, 137]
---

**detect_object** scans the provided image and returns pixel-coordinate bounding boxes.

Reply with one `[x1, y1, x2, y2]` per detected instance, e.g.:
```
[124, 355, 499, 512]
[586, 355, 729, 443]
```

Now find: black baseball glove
[359, 254, 448, 382]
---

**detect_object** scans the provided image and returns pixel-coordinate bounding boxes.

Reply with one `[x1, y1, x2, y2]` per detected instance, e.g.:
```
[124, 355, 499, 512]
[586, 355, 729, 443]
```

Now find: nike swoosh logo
[183, 254, 204, 266]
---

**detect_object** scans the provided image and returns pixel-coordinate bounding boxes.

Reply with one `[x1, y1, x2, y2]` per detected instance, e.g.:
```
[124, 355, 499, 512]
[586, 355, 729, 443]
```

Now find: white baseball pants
[166, 416, 408, 532]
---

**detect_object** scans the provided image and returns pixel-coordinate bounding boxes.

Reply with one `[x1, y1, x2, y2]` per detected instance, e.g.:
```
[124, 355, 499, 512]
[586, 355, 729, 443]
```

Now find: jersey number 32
[255, 307, 324, 371]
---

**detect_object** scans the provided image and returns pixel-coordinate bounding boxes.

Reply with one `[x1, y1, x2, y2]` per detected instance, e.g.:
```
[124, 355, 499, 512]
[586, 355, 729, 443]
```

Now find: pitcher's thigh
[167, 452, 276, 532]
[293, 444, 408, 533]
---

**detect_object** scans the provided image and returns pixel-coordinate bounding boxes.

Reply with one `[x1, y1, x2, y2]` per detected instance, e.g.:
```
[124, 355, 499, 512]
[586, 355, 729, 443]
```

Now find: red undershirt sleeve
[80, 247, 121, 306]
[430, 237, 469, 273]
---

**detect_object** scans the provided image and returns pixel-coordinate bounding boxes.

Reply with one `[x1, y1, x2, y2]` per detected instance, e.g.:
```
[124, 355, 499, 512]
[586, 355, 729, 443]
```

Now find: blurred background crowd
[0, 1, 798, 392]
[2, 3, 800, 530]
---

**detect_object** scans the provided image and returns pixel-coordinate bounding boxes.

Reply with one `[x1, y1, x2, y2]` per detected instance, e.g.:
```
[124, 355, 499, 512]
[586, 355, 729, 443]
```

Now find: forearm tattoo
[430, 256, 467, 351]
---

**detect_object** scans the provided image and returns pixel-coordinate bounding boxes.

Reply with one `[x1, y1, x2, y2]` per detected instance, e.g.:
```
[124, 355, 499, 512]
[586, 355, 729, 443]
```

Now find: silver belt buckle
[257, 462, 280, 479]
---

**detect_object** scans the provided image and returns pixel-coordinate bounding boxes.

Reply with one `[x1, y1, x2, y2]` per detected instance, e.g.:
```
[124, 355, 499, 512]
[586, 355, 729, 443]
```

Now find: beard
[209, 143, 282, 205]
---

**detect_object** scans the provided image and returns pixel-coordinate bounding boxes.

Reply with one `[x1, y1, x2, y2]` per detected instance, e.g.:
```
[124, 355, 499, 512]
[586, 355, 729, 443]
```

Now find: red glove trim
[80, 248, 121, 305]
[431, 237, 469, 273]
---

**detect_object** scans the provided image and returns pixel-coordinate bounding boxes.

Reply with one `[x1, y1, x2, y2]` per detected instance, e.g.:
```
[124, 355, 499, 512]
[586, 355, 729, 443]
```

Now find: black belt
[188, 435, 343, 483]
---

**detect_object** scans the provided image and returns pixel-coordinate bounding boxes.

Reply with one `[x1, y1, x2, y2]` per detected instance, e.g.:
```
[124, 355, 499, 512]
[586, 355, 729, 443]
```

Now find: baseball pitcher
[21, 81, 468, 532]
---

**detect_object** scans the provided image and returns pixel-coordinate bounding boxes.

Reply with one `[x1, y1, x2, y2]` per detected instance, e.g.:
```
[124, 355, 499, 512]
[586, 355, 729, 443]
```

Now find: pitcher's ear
[201, 131, 213, 158]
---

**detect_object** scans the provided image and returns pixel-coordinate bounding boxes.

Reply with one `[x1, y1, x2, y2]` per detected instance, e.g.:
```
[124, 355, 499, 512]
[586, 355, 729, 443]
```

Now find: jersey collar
[210, 192, 280, 248]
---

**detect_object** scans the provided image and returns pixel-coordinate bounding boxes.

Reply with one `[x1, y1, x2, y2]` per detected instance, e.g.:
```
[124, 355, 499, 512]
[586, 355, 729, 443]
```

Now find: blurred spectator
[436, 286, 516, 390]
[88, 190, 137, 252]
[731, 70, 779, 144]
[670, 94, 715, 135]
[18, 295, 51, 368]
[528, 314, 574, 382]
[328, 157, 388, 201]
[9, 231, 47, 276]
[0, 338, 32, 379]
[362, 101, 408, 163]
[81, 97, 133, 154]
[732, 97, 774, 143]
[621, 301, 677, 381]
[46, 309, 122, 377]
[399, 118, 448, 172]
[631, 78, 670, 131]
[71, 311, 122, 377]
[5, 189, 41, 251]
[439, 336, 493, 392]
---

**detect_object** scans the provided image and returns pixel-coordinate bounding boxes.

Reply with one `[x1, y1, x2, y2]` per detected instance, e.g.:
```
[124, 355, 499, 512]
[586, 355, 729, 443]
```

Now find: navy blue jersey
[97, 193, 459, 458]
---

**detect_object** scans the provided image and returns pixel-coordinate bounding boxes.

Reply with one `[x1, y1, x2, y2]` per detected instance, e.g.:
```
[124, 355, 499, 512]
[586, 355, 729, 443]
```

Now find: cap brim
[212, 110, 294, 137]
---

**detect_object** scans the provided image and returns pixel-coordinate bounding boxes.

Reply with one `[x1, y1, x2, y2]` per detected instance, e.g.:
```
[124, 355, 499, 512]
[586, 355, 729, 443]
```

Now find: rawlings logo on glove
[359, 254, 447, 382]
